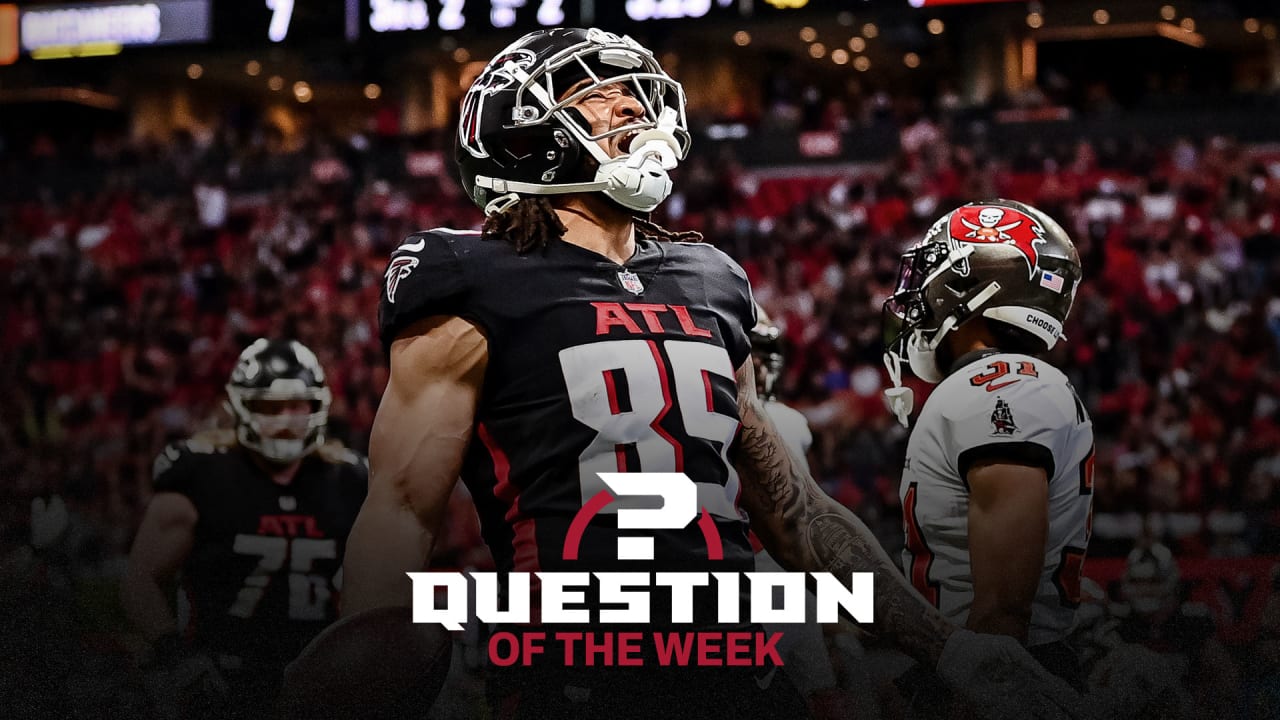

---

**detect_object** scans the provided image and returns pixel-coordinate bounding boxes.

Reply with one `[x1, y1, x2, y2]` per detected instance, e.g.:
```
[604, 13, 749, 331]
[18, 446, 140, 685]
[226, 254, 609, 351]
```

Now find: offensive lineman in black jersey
[121, 339, 367, 719]
[285, 28, 1081, 720]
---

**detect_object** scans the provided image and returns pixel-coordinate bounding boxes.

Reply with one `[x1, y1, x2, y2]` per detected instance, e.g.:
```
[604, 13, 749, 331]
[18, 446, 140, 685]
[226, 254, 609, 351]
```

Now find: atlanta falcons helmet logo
[948, 205, 1047, 279]
[384, 256, 419, 304]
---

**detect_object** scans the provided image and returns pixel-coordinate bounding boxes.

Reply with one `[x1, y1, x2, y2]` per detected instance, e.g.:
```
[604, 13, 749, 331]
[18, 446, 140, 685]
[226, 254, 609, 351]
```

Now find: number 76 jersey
[151, 430, 367, 667]
[899, 352, 1094, 647]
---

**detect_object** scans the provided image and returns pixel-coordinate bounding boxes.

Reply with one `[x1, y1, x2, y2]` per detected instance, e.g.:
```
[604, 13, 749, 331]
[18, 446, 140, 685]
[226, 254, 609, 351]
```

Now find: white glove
[31, 495, 69, 549]
[936, 629, 1081, 720]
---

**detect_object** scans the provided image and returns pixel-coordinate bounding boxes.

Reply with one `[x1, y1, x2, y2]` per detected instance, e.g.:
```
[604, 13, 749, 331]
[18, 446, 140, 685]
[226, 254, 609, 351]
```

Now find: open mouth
[618, 127, 642, 154]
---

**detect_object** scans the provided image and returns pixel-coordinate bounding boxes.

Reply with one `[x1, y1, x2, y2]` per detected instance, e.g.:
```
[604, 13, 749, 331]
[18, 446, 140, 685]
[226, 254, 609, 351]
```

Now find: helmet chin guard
[906, 330, 945, 384]
[592, 115, 681, 211]
[235, 428, 313, 465]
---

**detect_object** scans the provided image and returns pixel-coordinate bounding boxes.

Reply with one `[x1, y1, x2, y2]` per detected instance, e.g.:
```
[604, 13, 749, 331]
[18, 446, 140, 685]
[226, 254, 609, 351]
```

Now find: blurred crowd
[3, 101, 1280, 590]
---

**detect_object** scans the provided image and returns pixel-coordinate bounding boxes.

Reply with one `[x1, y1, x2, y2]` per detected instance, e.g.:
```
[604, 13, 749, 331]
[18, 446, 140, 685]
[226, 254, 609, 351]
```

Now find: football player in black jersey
[121, 339, 367, 719]
[290, 28, 1081, 720]
[1112, 543, 1226, 717]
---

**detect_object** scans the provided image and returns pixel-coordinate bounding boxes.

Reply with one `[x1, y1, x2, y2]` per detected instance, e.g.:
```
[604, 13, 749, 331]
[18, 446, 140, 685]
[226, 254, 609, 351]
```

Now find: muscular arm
[340, 316, 488, 616]
[966, 461, 1049, 642]
[121, 492, 197, 642]
[732, 360, 954, 665]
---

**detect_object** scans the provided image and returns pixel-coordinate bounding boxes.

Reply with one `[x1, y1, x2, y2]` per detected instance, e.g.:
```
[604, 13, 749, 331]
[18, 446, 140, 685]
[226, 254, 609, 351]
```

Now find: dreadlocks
[481, 197, 703, 253]
[481, 197, 567, 254]
[634, 217, 703, 244]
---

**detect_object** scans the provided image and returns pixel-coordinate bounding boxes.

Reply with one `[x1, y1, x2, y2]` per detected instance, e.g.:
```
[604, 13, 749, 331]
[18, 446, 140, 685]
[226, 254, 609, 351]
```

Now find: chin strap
[883, 351, 914, 428]
[483, 192, 523, 216]
[882, 280, 1004, 428]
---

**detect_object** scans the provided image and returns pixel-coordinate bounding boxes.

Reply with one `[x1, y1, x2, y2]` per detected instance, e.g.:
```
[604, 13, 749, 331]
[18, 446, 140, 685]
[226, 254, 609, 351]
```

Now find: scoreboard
[7, 0, 831, 58]
[362, 0, 576, 34]
[238, 0, 768, 43]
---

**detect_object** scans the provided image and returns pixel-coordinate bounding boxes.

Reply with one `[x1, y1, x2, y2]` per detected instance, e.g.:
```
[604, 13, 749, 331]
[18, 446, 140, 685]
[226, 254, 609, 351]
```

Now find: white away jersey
[899, 351, 1094, 647]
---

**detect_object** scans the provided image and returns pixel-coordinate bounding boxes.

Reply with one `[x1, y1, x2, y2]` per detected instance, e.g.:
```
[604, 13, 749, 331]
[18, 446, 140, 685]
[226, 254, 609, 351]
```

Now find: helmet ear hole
[942, 278, 974, 298]
[501, 133, 538, 161]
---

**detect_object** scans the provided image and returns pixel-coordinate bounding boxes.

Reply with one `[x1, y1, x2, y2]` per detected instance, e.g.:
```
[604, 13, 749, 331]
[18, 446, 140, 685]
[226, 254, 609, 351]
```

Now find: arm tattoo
[733, 363, 952, 664]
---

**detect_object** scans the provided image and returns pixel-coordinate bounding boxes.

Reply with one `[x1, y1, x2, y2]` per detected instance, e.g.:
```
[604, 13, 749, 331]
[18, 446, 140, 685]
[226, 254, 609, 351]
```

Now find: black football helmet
[456, 28, 690, 214]
[226, 339, 331, 464]
[750, 303, 784, 401]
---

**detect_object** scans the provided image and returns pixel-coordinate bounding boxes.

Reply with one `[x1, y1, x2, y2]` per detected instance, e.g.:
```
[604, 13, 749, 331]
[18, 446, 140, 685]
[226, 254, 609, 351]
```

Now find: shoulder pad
[153, 429, 236, 492]
[930, 357, 1086, 479]
[315, 440, 365, 468]
[185, 428, 237, 454]
[939, 355, 1077, 425]
[379, 229, 482, 354]
[680, 241, 748, 277]
[671, 243, 755, 368]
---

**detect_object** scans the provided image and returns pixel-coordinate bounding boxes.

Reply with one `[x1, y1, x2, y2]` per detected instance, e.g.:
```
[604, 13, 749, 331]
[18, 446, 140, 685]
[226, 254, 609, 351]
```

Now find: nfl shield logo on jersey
[618, 270, 645, 295]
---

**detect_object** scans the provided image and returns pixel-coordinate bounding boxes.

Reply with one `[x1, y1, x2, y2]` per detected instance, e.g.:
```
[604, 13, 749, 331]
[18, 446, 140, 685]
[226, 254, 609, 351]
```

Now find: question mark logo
[599, 473, 696, 560]
[565, 473, 722, 561]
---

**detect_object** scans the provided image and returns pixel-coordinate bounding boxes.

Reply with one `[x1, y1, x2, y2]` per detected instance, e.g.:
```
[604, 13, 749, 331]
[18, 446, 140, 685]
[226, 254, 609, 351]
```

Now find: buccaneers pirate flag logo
[948, 205, 1047, 279]
[990, 398, 1017, 436]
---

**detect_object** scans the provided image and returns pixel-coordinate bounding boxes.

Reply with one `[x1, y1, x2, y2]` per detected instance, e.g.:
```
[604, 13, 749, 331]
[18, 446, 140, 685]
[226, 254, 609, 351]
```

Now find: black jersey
[151, 430, 367, 668]
[379, 229, 758, 620]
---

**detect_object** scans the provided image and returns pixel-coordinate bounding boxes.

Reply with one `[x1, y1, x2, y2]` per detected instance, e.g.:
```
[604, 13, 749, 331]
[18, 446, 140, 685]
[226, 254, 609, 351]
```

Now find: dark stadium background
[2, 0, 1279, 717]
